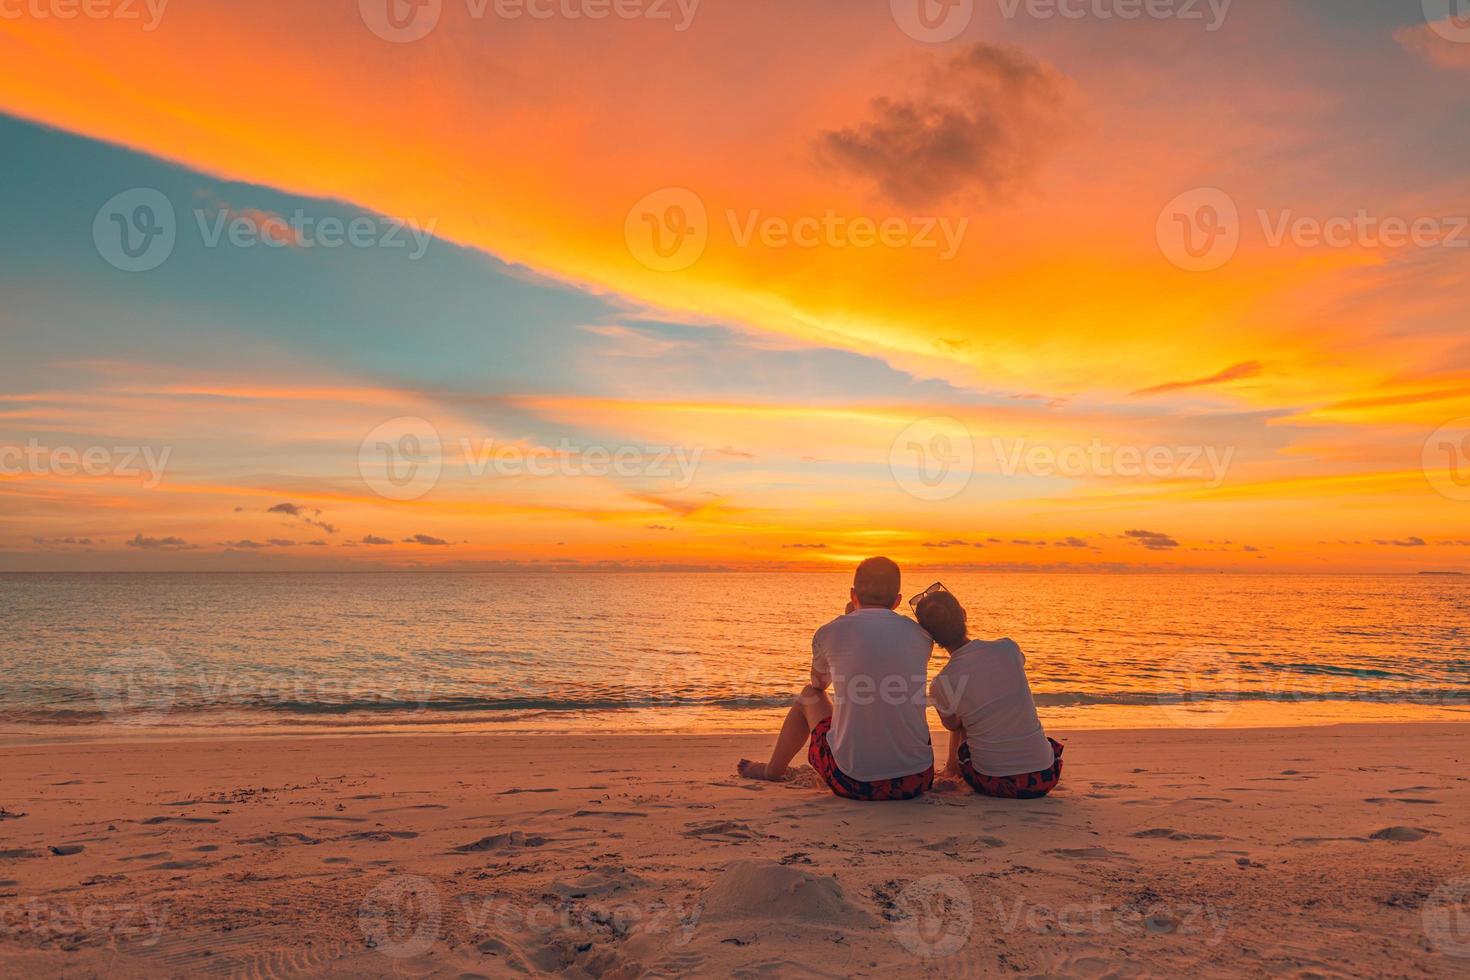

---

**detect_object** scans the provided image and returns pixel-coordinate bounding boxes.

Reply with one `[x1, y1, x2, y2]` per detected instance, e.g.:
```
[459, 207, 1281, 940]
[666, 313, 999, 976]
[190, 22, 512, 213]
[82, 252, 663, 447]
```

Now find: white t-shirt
[930, 638, 1054, 777]
[811, 608, 934, 782]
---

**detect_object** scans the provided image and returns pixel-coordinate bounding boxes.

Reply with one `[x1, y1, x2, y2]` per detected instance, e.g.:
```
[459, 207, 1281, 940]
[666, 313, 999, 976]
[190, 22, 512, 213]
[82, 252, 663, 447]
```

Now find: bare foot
[737, 759, 785, 781]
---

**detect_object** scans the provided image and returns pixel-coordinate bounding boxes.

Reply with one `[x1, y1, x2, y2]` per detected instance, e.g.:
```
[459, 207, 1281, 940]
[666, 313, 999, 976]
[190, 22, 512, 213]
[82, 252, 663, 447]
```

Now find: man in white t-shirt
[738, 557, 936, 801]
[914, 587, 1064, 799]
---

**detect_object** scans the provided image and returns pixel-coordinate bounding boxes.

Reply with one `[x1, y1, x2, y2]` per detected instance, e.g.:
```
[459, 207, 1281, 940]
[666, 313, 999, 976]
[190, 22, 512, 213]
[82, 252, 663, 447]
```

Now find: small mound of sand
[701, 860, 874, 926]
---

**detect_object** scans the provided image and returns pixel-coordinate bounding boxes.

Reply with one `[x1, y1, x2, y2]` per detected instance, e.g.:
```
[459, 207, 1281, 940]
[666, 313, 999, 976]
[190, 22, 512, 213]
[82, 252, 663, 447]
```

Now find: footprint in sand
[496, 788, 557, 796]
[1369, 826, 1439, 842]
[335, 830, 419, 842]
[683, 820, 764, 841]
[1130, 828, 1225, 841]
[453, 831, 549, 853]
[240, 833, 320, 847]
[920, 834, 1005, 851]
[546, 868, 647, 899]
[120, 850, 173, 861]
[1364, 797, 1441, 805]
[1045, 847, 1134, 861]
[0, 849, 42, 860]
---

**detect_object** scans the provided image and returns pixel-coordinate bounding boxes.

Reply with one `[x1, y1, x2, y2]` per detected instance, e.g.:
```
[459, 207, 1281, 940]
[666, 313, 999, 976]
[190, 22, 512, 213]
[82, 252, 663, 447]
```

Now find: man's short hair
[915, 591, 967, 649]
[853, 556, 901, 608]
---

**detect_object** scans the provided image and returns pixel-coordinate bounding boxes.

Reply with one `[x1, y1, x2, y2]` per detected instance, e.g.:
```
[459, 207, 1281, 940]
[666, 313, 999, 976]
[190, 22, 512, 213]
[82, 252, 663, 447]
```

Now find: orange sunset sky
[2, 0, 1470, 572]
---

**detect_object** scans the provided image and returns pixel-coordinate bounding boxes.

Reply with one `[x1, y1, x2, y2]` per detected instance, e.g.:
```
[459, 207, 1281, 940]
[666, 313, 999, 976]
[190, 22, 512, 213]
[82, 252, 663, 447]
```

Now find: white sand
[1, 724, 1468, 977]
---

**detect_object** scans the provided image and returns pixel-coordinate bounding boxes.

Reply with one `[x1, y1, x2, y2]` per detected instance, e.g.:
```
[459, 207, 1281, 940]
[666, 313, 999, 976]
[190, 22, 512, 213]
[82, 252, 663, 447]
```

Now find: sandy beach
[0, 724, 1466, 977]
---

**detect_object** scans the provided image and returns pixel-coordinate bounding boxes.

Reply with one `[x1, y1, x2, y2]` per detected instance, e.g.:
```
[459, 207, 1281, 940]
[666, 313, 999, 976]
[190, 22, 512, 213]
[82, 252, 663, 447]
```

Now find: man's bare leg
[738, 685, 833, 781]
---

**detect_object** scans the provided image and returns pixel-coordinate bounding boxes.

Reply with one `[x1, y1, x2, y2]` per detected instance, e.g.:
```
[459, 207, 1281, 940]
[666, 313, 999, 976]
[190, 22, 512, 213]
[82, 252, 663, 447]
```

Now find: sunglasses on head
[907, 581, 949, 609]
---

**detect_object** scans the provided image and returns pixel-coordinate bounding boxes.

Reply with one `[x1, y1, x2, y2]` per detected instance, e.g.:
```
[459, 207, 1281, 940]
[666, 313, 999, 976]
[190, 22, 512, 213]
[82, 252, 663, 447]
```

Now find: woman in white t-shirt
[913, 585, 1064, 799]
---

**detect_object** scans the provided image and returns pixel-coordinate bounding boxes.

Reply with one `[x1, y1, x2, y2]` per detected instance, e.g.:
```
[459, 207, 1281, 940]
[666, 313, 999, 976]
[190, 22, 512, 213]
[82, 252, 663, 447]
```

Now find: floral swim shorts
[808, 717, 934, 801]
[959, 737, 1064, 799]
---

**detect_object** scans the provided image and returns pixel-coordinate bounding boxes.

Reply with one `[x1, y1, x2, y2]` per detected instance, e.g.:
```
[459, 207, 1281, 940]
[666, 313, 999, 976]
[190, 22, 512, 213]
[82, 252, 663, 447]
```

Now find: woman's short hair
[915, 591, 967, 649]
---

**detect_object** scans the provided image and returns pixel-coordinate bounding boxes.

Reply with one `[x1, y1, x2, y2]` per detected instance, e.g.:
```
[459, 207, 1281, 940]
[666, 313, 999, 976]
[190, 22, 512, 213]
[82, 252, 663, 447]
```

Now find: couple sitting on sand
[739, 557, 1063, 802]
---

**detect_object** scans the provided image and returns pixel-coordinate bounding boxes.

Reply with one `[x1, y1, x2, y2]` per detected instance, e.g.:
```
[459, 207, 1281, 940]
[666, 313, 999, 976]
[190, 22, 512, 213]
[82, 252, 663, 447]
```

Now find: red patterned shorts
[959, 737, 1064, 799]
[808, 718, 934, 801]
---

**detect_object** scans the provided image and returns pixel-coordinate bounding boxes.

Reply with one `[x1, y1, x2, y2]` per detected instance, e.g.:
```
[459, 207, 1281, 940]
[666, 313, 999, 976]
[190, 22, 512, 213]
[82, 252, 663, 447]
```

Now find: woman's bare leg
[943, 727, 965, 777]
[738, 685, 833, 781]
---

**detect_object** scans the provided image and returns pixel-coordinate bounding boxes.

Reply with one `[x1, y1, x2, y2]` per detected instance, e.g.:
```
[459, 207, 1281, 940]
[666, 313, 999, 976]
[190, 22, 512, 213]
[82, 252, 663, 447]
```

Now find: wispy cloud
[1132, 362, 1263, 398]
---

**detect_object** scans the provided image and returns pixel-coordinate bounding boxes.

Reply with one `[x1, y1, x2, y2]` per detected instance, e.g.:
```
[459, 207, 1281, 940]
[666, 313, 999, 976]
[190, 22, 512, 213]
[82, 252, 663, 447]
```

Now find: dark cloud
[268, 502, 338, 535]
[403, 534, 450, 546]
[1132, 361, 1263, 397]
[817, 43, 1073, 208]
[924, 539, 972, 548]
[646, 525, 675, 532]
[361, 535, 393, 546]
[1376, 536, 1426, 547]
[218, 539, 269, 550]
[267, 539, 296, 547]
[782, 543, 827, 549]
[1056, 537, 1088, 548]
[126, 533, 194, 550]
[32, 537, 93, 546]
[1125, 529, 1180, 551]
[1243, 545, 1260, 553]
[715, 446, 755, 459]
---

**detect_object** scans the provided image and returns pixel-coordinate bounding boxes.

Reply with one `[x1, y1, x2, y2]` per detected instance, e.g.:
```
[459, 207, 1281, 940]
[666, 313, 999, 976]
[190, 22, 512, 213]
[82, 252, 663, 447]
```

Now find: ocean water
[0, 571, 1466, 739]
